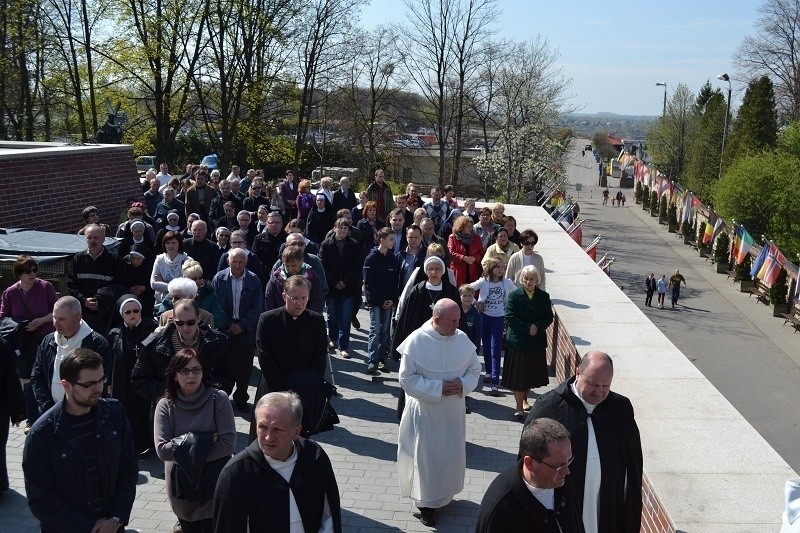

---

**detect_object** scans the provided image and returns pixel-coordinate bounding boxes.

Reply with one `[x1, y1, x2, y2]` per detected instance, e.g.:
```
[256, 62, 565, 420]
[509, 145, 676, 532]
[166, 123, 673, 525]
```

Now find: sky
[357, 0, 763, 116]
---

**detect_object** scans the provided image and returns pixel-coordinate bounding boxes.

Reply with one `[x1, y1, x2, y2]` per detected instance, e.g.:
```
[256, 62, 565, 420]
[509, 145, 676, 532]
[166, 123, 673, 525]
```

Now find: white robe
[396, 323, 481, 508]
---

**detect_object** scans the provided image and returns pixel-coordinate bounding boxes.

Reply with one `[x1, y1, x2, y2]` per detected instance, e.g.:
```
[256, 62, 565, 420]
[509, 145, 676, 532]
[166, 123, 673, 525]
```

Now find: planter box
[699, 245, 711, 257]
[716, 262, 729, 274]
[668, 224, 677, 233]
[773, 304, 788, 317]
[683, 234, 692, 245]
[651, 210, 658, 217]
[739, 280, 754, 293]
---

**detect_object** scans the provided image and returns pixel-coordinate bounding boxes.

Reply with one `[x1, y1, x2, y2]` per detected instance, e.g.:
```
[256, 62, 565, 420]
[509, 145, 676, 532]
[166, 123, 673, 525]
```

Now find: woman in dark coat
[0, 337, 25, 493]
[123, 243, 156, 316]
[502, 265, 554, 419]
[108, 294, 158, 453]
[391, 256, 461, 418]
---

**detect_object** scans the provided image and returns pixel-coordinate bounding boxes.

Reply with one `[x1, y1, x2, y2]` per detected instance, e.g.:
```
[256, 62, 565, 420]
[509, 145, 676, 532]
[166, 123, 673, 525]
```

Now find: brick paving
[0, 306, 556, 532]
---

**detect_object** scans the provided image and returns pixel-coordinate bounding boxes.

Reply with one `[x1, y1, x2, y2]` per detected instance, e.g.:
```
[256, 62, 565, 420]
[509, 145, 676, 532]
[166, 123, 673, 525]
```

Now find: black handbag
[169, 392, 231, 501]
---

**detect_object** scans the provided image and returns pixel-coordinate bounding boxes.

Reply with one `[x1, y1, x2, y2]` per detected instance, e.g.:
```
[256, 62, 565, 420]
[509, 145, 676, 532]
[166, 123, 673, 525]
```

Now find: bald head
[431, 298, 461, 336]
[575, 351, 614, 405]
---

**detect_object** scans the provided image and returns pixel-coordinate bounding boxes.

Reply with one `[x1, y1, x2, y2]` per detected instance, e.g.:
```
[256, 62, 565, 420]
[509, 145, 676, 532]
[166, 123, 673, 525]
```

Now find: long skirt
[501, 347, 548, 390]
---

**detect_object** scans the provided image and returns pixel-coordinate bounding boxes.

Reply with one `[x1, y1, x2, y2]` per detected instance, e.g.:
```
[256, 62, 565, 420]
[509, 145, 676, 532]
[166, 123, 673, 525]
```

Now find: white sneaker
[339, 350, 350, 359]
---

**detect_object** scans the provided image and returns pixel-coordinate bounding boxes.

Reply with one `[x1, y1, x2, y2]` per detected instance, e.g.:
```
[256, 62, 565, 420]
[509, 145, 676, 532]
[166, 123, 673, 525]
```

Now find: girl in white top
[469, 256, 516, 395]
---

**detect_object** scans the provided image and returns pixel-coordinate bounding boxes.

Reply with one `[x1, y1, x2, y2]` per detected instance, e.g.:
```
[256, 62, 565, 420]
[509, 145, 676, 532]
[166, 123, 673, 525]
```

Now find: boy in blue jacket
[363, 227, 399, 375]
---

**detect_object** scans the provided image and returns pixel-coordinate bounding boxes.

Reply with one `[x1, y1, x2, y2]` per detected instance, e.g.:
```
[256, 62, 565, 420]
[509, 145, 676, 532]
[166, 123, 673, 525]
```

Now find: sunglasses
[174, 319, 197, 327]
[523, 241, 536, 246]
[24, 267, 39, 274]
[123, 309, 141, 315]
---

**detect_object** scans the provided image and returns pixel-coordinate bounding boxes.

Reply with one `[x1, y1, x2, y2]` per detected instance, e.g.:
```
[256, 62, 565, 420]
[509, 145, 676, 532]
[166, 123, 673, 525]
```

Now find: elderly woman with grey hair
[156, 277, 217, 330]
[502, 265, 554, 419]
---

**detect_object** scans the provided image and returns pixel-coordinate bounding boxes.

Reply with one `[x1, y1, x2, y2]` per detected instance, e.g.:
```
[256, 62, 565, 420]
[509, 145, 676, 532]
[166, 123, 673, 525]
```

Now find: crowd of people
[0, 162, 644, 532]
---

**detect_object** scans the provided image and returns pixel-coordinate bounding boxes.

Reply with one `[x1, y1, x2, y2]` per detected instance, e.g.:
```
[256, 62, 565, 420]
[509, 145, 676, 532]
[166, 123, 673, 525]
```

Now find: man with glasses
[524, 351, 643, 533]
[476, 418, 583, 532]
[24, 348, 138, 533]
[252, 211, 287, 272]
[183, 219, 221, 281]
[31, 296, 111, 415]
[132, 299, 234, 404]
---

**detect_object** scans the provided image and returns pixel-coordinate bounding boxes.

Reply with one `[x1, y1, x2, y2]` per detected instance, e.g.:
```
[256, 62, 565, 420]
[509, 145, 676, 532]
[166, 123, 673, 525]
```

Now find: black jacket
[182, 237, 222, 281]
[22, 398, 138, 532]
[213, 439, 341, 533]
[319, 236, 363, 298]
[475, 460, 584, 533]
[524, 378, 643, 533]
[251, 230, 286, 274]
[306, 209, 335, 245]
[131, 323, 234, 403]
[332, 188, 357, 213]
[363, 247, 399, 306]
[31, 330, 112, 414]
[1, 337, 25, 423]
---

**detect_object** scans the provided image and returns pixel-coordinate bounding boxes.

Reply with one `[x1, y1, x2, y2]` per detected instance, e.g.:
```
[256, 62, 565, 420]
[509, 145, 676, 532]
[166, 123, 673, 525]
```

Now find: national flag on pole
[730, 224, 740, 263]
[682, 193, 693, 222]
[711, 217, 724, 243]
[758, 245, 785, 284]
[585, 236, 600, 261]
[702, 214, 715, 244]
[795, 272, 800, 302]
[750, 244, 770, 278]
[568, 221, 583, 246]
[736, 228, 755, 265]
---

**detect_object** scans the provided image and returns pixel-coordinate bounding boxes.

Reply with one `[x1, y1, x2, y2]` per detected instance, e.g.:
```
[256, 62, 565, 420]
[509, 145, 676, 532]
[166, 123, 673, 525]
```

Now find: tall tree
[684, 82, 726, 201]
[735, 0, 800, 123]
[399, 0, 496, 186]
[646, 83, 697, 183]
[725, 75, 778, 165]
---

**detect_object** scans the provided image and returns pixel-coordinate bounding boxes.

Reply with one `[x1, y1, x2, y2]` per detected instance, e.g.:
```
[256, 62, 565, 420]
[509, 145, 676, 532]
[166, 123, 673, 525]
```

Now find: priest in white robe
[396, 298, 481, 528]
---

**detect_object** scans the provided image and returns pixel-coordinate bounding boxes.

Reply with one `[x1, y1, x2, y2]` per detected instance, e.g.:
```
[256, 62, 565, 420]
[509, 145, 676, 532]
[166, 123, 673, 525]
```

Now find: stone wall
[0, 143, 140, 233]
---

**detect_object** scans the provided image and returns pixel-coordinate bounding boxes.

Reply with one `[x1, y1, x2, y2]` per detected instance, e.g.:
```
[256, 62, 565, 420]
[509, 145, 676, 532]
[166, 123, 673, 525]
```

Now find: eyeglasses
[72, 376, 107, 389]
[230, 240, 245, 245]
[123, 309, 141, 315]
[285, 295, 309, 302]
[174, 319, 197, 327]
[24, 266, 39, 274]
[178, 367, 203, 376]
[523, 241, 536, 246]
[251, 187, 263, 191]
[535, 455, 574, 474]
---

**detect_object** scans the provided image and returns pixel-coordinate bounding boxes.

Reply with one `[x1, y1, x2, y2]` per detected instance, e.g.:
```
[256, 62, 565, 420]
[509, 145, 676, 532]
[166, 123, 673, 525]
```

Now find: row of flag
[552, 202, 608, 272]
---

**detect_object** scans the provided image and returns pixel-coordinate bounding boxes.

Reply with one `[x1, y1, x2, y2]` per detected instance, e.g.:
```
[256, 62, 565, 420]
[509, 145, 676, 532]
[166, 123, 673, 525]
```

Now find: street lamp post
[655, 82, 667, 117]
[717, 73, 732, 180]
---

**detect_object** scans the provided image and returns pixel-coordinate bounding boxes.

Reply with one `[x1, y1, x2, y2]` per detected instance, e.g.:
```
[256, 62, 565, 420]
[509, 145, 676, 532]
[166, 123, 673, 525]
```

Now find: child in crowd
[469, 257, 516, 396]
[458, 285, 481, 351]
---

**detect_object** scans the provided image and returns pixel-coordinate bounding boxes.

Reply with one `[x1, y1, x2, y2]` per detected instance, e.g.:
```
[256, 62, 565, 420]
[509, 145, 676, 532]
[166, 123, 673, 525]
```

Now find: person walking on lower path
[656, 275, 668, 308]
[644, 273, 656, 307]
[602, 188, 609, 206]
[669, 269, 687, 308]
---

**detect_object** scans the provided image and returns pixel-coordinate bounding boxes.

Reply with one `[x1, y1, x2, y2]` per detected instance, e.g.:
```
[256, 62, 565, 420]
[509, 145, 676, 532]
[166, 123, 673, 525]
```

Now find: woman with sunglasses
[108, 295, 157, 453]
[0, 255, 57, 433]
[155, 348, 235, 533]
[505, 229, 546, 290]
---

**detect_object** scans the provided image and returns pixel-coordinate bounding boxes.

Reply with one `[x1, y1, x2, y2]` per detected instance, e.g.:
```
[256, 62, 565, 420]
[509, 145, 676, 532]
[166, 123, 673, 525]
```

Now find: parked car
[135, 155, 157, 174]
[201, 153, 219, 170]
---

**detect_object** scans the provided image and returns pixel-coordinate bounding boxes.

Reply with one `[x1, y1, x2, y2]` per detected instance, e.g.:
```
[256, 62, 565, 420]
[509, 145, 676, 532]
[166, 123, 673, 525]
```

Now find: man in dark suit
[332, 176, 357, 213]
[644, 273, 656, 307]
[212, 248, 264, 412]
[251, 275, 331, 440]
[182, 220, 221, 281]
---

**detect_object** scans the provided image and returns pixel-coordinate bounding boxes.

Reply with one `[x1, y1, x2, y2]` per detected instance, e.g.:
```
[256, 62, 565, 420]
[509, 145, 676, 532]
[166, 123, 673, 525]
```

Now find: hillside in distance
[562, 112, 657, 140]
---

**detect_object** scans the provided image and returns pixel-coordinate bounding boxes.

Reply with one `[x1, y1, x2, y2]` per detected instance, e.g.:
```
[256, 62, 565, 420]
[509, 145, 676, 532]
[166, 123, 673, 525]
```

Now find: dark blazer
[319, 236, 363, 298]
[332, 188, 357, 213]
[505, 287, 554, 353]
[475, 460, 584, 533]
[212, 268, 265, 345]
[645, 276, 656, 293]
[183, 237, 222, 281]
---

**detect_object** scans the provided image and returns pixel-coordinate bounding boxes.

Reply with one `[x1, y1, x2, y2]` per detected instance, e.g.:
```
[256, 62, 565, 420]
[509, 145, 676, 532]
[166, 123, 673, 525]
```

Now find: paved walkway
[566, 142, 800, 473]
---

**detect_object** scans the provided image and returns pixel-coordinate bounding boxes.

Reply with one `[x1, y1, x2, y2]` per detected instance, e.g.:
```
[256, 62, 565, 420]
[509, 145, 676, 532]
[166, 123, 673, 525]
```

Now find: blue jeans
[671, 286, 681, 306]
[481, 314, 505, 386]
[327, 296, 354, 350]
[367, 305, 392, 365]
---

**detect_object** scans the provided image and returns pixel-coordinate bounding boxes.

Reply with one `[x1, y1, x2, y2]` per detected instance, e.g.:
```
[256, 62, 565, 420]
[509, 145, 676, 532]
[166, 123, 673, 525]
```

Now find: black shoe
[235, 401, 249, 413]
[366, 363, 378, 375]
[418, 507, 437, 527]
[482, 375, 491, 384]
[377, 361, 389, 373]
[352, 317, 361, 329]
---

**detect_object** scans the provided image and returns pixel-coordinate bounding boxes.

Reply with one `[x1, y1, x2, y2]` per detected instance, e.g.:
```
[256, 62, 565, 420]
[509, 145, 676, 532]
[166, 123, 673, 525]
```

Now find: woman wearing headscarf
[108, 295, 158, 453]
[124, 243, 156, 316]
[391, 256, 462, 418]
[155, 210, 184, 253]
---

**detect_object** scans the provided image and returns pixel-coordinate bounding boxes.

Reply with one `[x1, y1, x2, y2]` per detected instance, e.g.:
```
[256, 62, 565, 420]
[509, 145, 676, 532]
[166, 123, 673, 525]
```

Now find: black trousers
[229, 334, 255, 404]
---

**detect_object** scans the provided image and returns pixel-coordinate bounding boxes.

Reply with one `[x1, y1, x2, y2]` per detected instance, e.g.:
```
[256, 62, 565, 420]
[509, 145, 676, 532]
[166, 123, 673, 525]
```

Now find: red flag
[762, 247, 785, 285]
[585, 240, 598, 261]
[568, 223, 583, 246]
